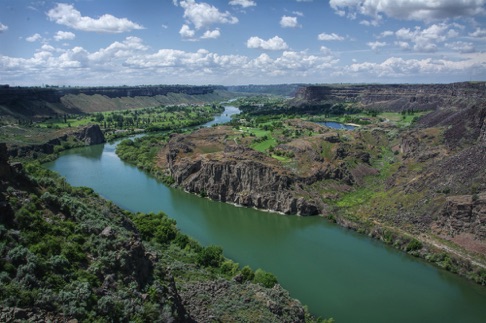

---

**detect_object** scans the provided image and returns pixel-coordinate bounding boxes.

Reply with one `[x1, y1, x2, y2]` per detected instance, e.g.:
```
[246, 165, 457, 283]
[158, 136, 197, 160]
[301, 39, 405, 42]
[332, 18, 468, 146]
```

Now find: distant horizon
[2, 81, 485, 89]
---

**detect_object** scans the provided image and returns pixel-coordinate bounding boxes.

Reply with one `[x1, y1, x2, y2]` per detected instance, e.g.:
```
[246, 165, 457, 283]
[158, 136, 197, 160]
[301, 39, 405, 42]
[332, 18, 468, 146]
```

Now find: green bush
[240, 265, 254, 282]
[197, 245, 223, 268]
[254, 269, 278, 288]
[406, 239, 423, 252]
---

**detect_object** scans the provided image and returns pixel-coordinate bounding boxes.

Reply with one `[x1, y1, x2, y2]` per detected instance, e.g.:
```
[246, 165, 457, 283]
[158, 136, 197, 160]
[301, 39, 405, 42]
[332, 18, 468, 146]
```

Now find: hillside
[0, 85, 237, 119]
[0, 144, 318, 322]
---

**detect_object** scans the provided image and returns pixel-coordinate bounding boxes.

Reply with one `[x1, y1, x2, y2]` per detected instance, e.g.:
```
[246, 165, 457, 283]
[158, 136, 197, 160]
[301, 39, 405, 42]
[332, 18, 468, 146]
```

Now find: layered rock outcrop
[438, 194, 486, 239]
[168, 140, 319, 215]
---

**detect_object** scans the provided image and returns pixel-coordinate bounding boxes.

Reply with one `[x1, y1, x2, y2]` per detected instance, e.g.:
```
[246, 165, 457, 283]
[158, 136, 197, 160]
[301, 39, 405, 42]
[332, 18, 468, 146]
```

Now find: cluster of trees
[96, 105, 224, 130]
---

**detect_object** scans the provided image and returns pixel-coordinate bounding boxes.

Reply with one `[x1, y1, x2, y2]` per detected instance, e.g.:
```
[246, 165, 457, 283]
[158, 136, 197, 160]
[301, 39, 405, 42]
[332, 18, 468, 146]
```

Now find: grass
[252, 138, 277, 152]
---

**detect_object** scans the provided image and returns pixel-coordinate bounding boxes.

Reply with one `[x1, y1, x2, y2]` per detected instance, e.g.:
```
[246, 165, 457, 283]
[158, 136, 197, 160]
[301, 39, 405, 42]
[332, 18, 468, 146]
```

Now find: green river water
[44, 111, 486, 322]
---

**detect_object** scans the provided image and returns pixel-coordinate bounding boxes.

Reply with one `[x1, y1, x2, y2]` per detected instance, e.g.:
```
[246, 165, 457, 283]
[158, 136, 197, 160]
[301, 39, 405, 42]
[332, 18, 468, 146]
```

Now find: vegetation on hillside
[0, 161, 321, 322]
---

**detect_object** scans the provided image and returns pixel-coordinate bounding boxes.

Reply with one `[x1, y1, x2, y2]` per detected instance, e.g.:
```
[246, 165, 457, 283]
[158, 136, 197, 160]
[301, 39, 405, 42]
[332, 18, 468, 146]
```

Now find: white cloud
[470, 27, 486, 38]
[395, 41, 411, 50]
[318, 32, 344, 41]
[0, 23, 8, 33]
[229, 0, 256, 8]
[329, 0, 486, 22]
[280, 16, 299, 28]
[180, 0, 238, 30]
[293, 11, 304, 16]
[47, 3, 144, 33]
[26, 33, 42, 42]
[179, 24, 196, 38]
[320, 46, 332, 55]
[2, 36, 485, 85]
[247, 36, 289, 50]
[379, 30, 394, 38]
[201, 29, 221, 39]
[446, 41, 476, 54]
[54, 31, 76, 41]
[343, 55, 486, 80]
[367, 41, 386, 51]
[395, 23, 457, 52]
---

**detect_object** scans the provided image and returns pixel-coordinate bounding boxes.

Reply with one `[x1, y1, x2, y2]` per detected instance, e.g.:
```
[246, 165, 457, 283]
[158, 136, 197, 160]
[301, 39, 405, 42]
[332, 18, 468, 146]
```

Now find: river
[44, 107, 486, 322]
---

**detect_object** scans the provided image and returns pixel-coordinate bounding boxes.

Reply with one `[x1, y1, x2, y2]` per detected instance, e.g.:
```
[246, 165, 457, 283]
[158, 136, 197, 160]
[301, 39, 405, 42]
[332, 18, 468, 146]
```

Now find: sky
[0, 0, 485, 86]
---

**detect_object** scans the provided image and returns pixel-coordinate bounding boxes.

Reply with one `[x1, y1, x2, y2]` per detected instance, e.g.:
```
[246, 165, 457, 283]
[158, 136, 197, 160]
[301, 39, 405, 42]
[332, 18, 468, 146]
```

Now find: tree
[197, 245, 223, 267]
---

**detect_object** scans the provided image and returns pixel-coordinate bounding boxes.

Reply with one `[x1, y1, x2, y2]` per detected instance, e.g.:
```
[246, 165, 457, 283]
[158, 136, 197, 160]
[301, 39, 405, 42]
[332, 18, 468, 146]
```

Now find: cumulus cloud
[317, 32, 345, 41]
[247, 36, 289, 50]
[343, 55, 486, 80]
[201, 29, 221, 39]
[379, 30, 394, 38]
[2, 35, 485, 85]
[446, 41, 476, 54]
[54, 31, 76, 41]
[367, 41, 386, 51]
[0, 23, 8, 33]
[280, 16, 299, 28]
[329, 0, 486, 22]
[180, 0, 238, 30]
[470, 27, 486, 38]
[179, 24, 196, 38]
[229, 0, 256, 8]
[47, 3, 144, 33]
[26, 33, 42, 42]
[395, 23, 455, 52]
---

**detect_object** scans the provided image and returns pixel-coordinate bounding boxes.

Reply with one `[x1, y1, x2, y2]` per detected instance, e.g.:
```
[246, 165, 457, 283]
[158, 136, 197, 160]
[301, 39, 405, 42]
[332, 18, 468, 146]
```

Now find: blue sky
[0, 0, 485, 86]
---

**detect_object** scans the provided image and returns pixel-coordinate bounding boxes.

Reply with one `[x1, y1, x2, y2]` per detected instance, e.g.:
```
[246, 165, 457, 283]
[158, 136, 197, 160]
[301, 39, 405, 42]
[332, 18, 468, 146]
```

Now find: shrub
[197, 245, 223, 268]
[254, 269, 278, 288]
[406, 239, 423, 252]
[240, 266, 254, 282]
[220, 260, 239, 276]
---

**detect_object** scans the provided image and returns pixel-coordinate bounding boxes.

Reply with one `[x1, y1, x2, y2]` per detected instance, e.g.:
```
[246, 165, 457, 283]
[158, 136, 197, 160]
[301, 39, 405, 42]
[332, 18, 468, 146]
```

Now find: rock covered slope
[0, 144, 317, 322]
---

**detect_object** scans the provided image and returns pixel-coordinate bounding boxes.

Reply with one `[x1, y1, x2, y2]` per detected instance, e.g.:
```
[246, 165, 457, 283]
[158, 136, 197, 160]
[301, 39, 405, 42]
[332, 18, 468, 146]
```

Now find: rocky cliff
[294, 82, 486, 112]
[163, 128, 319, 215]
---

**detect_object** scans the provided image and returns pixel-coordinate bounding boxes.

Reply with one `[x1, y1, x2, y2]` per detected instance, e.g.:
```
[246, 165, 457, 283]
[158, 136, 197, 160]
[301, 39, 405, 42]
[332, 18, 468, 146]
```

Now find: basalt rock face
[75, 124, 105, 145]
[438, 194, 486, 240]
[168, 141, 319, 215]
[294, 82, 486, 112]
[0, 143, 10, 178]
